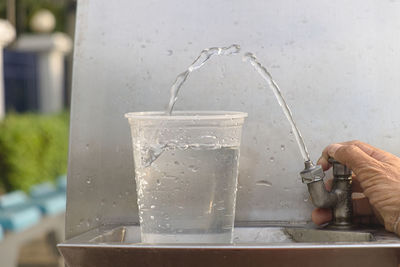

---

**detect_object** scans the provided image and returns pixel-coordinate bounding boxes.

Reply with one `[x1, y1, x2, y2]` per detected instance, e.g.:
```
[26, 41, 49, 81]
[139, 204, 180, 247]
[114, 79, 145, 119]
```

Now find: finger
[351, 176, 363, 192]
[317, 156, 331, 171]
[326, 143, 379, 175]
[352, 193, 374, 216]
[324, 178, 333, 191]
[354, 216, 381, 225]
[339, 140, 395, 162]
[311, 208, 332, 225]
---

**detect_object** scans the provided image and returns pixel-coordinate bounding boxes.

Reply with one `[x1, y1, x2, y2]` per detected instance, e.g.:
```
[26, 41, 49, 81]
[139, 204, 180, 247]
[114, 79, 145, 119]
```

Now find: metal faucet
[300, 158, 353, 229]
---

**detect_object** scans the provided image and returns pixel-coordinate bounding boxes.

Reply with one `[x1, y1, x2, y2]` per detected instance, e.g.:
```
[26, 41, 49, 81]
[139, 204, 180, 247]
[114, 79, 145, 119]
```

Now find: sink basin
[58, 223, 400, 267]
[87, 224, 378, 244]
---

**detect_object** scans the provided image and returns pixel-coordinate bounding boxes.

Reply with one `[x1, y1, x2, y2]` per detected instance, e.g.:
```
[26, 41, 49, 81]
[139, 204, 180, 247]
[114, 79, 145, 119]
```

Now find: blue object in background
[57, 175, 67, 192]
[0, 191, 42, 232]
[3, 49, 39, 112]
[0, 191, 28, 209]
[30, 182, 66, 215]
[0, 225, 3, 241]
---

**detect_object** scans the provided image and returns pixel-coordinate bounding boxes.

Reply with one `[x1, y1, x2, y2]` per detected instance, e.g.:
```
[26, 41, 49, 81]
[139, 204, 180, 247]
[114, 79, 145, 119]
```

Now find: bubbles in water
[256, 180, 273, 187]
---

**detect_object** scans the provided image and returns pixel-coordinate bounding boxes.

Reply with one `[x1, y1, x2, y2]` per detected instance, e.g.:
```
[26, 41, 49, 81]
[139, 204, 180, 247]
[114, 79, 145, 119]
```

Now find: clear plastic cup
[125, 111, 247, 243]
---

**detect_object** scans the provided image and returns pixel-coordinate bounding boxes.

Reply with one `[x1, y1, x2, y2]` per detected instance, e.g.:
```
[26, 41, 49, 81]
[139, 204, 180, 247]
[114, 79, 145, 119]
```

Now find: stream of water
[243, 52, 311, 162]
[166, 44, 241, 114]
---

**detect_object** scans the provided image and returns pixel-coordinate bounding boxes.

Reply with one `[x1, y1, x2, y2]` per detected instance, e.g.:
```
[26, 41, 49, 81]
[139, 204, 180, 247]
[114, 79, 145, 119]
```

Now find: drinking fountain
[58, 0, 400, 266]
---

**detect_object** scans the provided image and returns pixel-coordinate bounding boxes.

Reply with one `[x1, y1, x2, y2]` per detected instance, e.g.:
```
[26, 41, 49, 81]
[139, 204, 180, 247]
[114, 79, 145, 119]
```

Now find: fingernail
[327, 144, 342, 157]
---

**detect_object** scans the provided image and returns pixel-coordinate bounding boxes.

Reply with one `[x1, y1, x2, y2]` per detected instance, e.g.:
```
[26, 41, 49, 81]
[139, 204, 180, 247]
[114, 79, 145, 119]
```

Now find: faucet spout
[300, 159, 353, 229]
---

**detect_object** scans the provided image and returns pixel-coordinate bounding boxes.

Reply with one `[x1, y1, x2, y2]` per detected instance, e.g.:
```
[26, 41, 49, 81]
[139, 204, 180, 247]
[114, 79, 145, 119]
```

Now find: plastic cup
[125, 111, 247, 243]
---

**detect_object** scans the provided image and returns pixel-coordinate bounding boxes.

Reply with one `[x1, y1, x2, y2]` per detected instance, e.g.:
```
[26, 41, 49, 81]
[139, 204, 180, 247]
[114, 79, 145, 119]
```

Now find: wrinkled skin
[312, 140, 400, 236]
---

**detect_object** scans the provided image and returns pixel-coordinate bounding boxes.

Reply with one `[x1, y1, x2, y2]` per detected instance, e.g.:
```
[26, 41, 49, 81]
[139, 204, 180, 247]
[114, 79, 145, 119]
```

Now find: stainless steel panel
[67, 0, 400, 239]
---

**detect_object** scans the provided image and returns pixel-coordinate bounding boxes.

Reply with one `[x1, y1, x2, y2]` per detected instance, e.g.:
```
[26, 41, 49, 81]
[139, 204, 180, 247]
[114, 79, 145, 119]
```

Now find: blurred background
[0, 0, 76, 266]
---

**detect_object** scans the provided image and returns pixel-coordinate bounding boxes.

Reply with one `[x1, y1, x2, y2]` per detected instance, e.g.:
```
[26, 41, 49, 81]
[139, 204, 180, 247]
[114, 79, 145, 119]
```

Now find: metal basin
[58, 223, 400, 267]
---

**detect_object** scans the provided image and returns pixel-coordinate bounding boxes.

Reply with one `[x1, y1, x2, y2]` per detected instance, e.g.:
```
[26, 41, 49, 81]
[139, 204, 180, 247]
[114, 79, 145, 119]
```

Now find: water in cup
[135, 143, 239, 243]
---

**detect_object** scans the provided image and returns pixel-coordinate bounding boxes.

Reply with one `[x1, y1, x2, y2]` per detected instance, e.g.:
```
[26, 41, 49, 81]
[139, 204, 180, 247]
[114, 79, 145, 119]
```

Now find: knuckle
[340, 144, 358, 154]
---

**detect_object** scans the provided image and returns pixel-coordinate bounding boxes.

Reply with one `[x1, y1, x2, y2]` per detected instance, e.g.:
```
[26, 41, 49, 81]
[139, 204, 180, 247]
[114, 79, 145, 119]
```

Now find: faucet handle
[300, 161, 325, 184]
[328, 157, 352, 177]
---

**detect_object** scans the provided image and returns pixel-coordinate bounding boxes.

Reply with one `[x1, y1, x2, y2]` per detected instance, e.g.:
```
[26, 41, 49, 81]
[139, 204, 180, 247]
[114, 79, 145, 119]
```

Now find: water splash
[166, 44, 241, 114]
[243, 52, 310, 162]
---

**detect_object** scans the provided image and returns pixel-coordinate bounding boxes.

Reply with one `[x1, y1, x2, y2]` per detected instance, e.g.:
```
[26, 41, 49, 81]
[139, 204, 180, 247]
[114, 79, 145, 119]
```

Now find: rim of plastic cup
[124, 111, 248, 120]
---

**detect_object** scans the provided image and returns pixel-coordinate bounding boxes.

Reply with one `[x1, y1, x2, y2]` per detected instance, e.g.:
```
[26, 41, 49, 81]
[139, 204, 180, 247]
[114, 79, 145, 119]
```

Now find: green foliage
[0, 112, 69, 192]
[0, 0, 74, 33]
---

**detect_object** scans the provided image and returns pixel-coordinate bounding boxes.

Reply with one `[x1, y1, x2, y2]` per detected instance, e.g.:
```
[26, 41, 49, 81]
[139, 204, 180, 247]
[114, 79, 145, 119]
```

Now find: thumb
[327, 143, 378, 174]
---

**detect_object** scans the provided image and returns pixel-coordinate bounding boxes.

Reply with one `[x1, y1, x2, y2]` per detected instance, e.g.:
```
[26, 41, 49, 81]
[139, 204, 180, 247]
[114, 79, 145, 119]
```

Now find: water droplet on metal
[150, 205, 156, 209]
[150, 215, 155, 220]
[256, 180, 273, 187]
[280, 145, 285, 151]
[269, 156, 275, 162]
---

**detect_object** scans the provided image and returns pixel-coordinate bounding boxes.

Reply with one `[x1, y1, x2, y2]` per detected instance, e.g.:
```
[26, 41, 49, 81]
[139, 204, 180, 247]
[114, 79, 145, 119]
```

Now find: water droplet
[269, 157, 275, 162]
[112, 201, 117, 207]
[256, 180, 273, 187]
[174, 161, 179, 165]
[156, 179, 161, 185]
[150, 216, 155, 220]
[95, 216, 100, 222]
[188, 165, 199, 172]
[167, 50, 173, 56]
[86, 178, 92, 184]
[280, 145, 285, 151]
[150, 205, 156, 209]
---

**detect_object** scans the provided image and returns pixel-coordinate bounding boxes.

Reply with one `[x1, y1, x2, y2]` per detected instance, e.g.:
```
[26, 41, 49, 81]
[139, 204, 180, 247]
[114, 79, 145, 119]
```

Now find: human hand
[311, 140, 400, 236]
